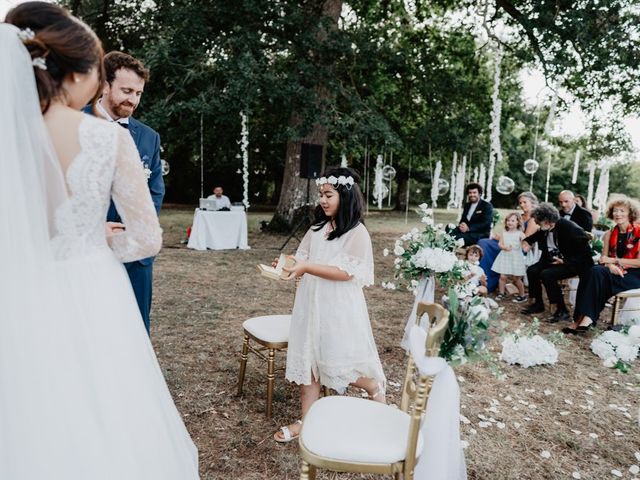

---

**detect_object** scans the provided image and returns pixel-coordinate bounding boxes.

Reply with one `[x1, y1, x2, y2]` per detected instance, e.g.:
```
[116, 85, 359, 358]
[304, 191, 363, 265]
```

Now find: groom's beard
[112, 101, 136, 119]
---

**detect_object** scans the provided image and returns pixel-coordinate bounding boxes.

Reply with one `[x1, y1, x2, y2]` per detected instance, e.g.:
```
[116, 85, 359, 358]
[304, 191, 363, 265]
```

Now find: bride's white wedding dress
[0, 25, 199, 479]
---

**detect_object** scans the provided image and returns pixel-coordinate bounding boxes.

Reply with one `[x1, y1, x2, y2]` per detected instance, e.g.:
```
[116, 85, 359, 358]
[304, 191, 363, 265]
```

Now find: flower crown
[17, 28, 48, 71]
[315, 175, 355, 189]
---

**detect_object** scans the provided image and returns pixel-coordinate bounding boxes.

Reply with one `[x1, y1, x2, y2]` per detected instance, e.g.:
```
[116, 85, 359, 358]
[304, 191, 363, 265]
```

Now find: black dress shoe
[548, 310, 570, 323]
[521, 304, 545, 315]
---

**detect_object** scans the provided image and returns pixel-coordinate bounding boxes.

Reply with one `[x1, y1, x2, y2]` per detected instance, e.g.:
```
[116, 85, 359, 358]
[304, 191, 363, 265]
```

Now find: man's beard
[106, 97, 136, 119]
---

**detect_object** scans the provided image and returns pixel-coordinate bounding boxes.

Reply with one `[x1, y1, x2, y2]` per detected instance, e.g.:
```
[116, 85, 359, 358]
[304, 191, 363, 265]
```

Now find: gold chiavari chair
[297, 301, 449, 480]
[236, 314, 291, 418]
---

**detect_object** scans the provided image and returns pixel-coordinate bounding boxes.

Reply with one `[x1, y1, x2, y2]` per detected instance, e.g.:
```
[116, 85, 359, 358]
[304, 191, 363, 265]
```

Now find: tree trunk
[270, 0, 342, 232]
[395, 170, 408, 211]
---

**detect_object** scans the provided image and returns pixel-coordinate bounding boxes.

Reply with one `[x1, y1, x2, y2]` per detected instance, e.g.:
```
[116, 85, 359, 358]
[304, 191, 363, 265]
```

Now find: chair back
[400, 301, 449, 479]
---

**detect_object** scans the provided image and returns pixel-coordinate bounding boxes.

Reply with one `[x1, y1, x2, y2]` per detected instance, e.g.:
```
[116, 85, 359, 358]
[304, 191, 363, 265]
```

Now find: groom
[87, 51, 164, 334]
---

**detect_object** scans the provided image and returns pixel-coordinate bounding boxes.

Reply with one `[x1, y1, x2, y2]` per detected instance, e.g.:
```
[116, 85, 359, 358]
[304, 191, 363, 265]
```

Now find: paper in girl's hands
[257, 254, 296, 280]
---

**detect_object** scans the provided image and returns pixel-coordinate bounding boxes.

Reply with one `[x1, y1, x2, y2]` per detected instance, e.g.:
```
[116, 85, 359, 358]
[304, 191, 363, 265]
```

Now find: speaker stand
[279, 178, 314, 251]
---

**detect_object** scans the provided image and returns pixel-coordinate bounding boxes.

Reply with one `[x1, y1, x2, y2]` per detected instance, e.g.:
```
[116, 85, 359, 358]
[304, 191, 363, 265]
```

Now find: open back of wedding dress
[0, 24, 199, 479]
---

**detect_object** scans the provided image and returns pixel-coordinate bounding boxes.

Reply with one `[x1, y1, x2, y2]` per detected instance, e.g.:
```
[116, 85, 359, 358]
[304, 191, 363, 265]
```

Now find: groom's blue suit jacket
[83, 106, 165, 266]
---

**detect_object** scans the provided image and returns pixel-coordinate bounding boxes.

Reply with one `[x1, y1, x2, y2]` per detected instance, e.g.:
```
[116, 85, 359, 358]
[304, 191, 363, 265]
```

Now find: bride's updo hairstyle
[312, 166, 365, 240]
[6, 1, 104, 113]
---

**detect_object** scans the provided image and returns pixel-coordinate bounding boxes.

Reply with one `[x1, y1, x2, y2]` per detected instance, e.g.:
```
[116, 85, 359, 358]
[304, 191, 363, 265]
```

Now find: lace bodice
[51, 115, 162, 262]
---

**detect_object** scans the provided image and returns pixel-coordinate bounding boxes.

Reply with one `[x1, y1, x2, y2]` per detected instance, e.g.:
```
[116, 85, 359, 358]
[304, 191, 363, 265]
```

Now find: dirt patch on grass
[152, 207, 639, 479]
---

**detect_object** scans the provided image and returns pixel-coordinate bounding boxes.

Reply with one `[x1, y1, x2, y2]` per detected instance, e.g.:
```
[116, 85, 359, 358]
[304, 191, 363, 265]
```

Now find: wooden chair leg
[266, 348, 276, 418]
[394, 472, 402, 480]
[300, 460, 311, 480]
[308, 464, 317, 480]
[611, 296, 620, 326]
[322, 386, 330, 397]
[237, 333, 250, 396]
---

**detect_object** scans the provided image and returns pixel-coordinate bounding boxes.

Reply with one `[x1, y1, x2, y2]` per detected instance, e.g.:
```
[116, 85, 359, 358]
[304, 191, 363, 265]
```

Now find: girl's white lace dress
[0, 116, 199, 479]
[285, 222, 386, 391]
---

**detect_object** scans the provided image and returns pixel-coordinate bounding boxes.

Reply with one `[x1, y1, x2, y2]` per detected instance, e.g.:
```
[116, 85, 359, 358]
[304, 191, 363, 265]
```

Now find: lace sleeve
[327, 223, 375, 287]
[109, 128, 163, 262]
[295, 228, 313, 261]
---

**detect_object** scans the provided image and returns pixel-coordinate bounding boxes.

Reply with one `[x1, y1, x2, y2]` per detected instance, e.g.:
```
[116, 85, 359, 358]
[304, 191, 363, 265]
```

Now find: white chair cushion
[243, 315, 291, 344]
[300, 395, 423, 464]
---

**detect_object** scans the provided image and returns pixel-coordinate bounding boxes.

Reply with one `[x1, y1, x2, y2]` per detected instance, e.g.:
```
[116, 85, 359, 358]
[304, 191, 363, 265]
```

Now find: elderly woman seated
[565, 195, 640, 334]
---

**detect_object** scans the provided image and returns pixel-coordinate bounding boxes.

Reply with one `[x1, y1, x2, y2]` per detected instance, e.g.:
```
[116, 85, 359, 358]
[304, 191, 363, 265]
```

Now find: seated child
[456, 245, 488, 298]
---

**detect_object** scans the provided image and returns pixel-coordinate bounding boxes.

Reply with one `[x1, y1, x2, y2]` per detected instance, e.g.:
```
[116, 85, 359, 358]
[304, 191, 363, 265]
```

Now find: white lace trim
[327, 252, 374, 287]
[286, 359, 386, 393]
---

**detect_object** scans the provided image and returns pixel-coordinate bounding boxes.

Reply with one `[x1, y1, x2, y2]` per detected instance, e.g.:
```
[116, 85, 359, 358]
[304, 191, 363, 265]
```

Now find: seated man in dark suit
[559, 190, 593, 231]
[450, 183, 493, 246]
[521, 203, 593, 322]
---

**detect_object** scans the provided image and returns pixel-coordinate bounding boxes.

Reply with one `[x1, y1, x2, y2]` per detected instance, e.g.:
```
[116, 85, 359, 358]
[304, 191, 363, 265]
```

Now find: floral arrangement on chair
[383, 203, 467, 290]
[438, 288, 501, 370]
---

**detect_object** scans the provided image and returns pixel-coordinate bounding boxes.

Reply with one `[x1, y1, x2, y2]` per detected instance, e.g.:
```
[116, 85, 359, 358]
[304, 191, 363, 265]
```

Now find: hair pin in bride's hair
[17, 28, 35, 42]
[32, 57, 47, 70]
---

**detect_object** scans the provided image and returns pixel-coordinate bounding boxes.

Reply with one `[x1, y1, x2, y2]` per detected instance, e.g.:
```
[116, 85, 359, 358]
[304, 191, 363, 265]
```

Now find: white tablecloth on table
[187, 209, 250, 251]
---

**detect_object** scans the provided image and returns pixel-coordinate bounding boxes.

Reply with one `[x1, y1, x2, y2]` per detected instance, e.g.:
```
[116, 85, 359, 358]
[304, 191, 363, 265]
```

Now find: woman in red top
[565, 195, 640, 334]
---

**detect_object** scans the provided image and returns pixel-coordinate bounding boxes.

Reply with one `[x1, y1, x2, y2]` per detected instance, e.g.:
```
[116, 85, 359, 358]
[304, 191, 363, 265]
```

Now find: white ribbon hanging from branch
[486, 45, 503, 201]
[571, 150, 581, 184]
[448, 152, 458, 208]
[240, 112, 250, 209]
[586, 161, 596, 209]
[431, 160, 442, 208]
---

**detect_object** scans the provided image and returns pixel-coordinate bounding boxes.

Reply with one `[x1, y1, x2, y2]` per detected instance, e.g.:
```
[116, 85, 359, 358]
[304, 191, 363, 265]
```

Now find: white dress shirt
[466, 201, 479, 221]
[95, 100, 129, 126]
[206, 194, 231, 210]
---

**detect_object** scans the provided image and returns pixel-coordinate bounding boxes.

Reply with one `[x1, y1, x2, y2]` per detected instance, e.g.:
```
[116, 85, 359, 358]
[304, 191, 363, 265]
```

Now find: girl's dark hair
[312, 166, 364, 240]
[6, 1, 104, 113]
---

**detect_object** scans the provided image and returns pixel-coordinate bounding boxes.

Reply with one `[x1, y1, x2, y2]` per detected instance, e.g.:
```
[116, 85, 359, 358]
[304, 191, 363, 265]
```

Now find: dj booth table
[187, 208, 250, 251]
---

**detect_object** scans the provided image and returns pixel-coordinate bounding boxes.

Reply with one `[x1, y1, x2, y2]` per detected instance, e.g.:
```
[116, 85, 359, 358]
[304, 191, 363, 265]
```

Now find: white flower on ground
[629, 465, 639, 475]
[616, 344, 639, 363]
[591, 338, 616, 360]
[589, 433, 598, 439]
[500, 335, 558, 368]
[628, 325, 640, 341]
[382, 248, 389, 257]
[381, 282, 396, 290]
[611, 469, 622, 477]
[614, 431, 624, 436]
[572, 472, 581, 479]
[540, 450, 551, 459]
[603, 357, 618, 368]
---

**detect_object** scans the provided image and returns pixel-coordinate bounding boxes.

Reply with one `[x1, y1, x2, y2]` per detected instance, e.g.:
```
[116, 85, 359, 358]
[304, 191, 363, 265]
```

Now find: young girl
[273, 167, 386, 443]
[492, 212, 527, 302]
[459, 245, 488, 297]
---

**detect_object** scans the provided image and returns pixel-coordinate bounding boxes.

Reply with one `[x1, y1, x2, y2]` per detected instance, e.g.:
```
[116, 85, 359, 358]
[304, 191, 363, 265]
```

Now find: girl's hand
[283, 260, 307, 280]
[505, 245, 512, 252]
[271, 256, 280, 268]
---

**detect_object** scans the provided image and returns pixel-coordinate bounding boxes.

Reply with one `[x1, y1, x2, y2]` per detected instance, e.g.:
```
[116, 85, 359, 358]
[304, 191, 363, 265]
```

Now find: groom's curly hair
[104, 51, 150, 84]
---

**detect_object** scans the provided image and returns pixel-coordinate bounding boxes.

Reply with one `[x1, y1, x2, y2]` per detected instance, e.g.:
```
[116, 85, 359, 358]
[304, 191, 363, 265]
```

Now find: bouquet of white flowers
[385, 203, 467, 290]
[590, 325, 640, 372]
[499, 318, 563, 368]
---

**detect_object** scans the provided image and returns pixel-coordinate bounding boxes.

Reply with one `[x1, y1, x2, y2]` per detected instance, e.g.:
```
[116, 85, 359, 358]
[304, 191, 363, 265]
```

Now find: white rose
[448, 223, 457, 230]
[456, 238, 466, 247]
[628, 325, 640, 341]
[394, 245, 405, 256]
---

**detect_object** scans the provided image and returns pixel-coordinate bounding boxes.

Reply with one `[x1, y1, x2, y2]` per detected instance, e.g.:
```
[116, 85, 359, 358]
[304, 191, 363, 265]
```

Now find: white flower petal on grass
[540, 450, 551, 459]
[560, 411, 570, 416]
[589, 433, 599, 439]
[565, 399, 574, 405]
[497, 422, 506, 429]
[635, 452, 640, 462]
[469, 428, 477, 435]
[488, 406, 499, 413]
[513, 422, 521, 429]
[460, 440, 469, 449]
[611, 469, 622, 478]
[460, 415, 471, 424]
[478, 421, 491, 428]
[629, 465, 640, 475]
[458, 376, 466, 383]
[504, 395, 513, 401]
[544, 389, 553, 396]
[571, 430, 582, 435]
[614, 431, 624, 436]
[584, 389, 594, 396]
[382, 248, 389, 257]
[572, 472, 581, 479]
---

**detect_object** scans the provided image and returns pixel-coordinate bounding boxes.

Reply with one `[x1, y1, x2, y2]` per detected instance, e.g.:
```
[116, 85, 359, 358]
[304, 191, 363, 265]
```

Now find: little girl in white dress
[274, 167, 386, 443]
[492, 212, 526, 302]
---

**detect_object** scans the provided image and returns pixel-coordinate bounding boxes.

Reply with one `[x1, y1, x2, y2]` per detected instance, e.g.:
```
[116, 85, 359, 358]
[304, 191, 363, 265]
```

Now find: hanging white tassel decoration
[593, 161, 611, 214]
[473, 166, 478, 183]
[373, 154, 385, 210]
[340, 153, 348, 167]
[455, 155, 467, 215]
[240, 111, 250, 209]
[430, 160, 442, 208]
[586, 161, 596, 209]
[448, 152, 458, 208]
[486, 45, 503, 201]
[479, 163, 486, 193]
[571, 150, 580, 184]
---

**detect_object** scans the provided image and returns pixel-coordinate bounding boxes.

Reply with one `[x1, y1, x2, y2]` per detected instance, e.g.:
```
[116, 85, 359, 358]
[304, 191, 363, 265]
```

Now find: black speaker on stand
[279, 143, 324, 251]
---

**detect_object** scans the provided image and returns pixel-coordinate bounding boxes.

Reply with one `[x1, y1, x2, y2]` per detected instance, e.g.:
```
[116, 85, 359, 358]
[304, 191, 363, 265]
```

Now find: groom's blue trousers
[125, 261, 153, 335]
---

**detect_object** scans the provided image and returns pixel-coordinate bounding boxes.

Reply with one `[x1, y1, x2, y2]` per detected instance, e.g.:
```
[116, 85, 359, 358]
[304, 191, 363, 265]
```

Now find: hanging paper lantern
[523, 159, 539, 175]
[382, 165, 396, 181]
[161, 159, 170, 176]
[495, 176, 515, 195]
[437, 179, 450, 196]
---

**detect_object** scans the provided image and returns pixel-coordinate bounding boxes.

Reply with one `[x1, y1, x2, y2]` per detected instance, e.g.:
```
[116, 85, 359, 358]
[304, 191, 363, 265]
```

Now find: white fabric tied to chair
[408, 325, 467, 480]
[401, 277, 436, 350]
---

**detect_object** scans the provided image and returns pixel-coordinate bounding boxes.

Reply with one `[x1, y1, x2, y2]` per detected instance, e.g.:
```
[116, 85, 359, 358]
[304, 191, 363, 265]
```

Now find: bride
[1, 3, 199, 479]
